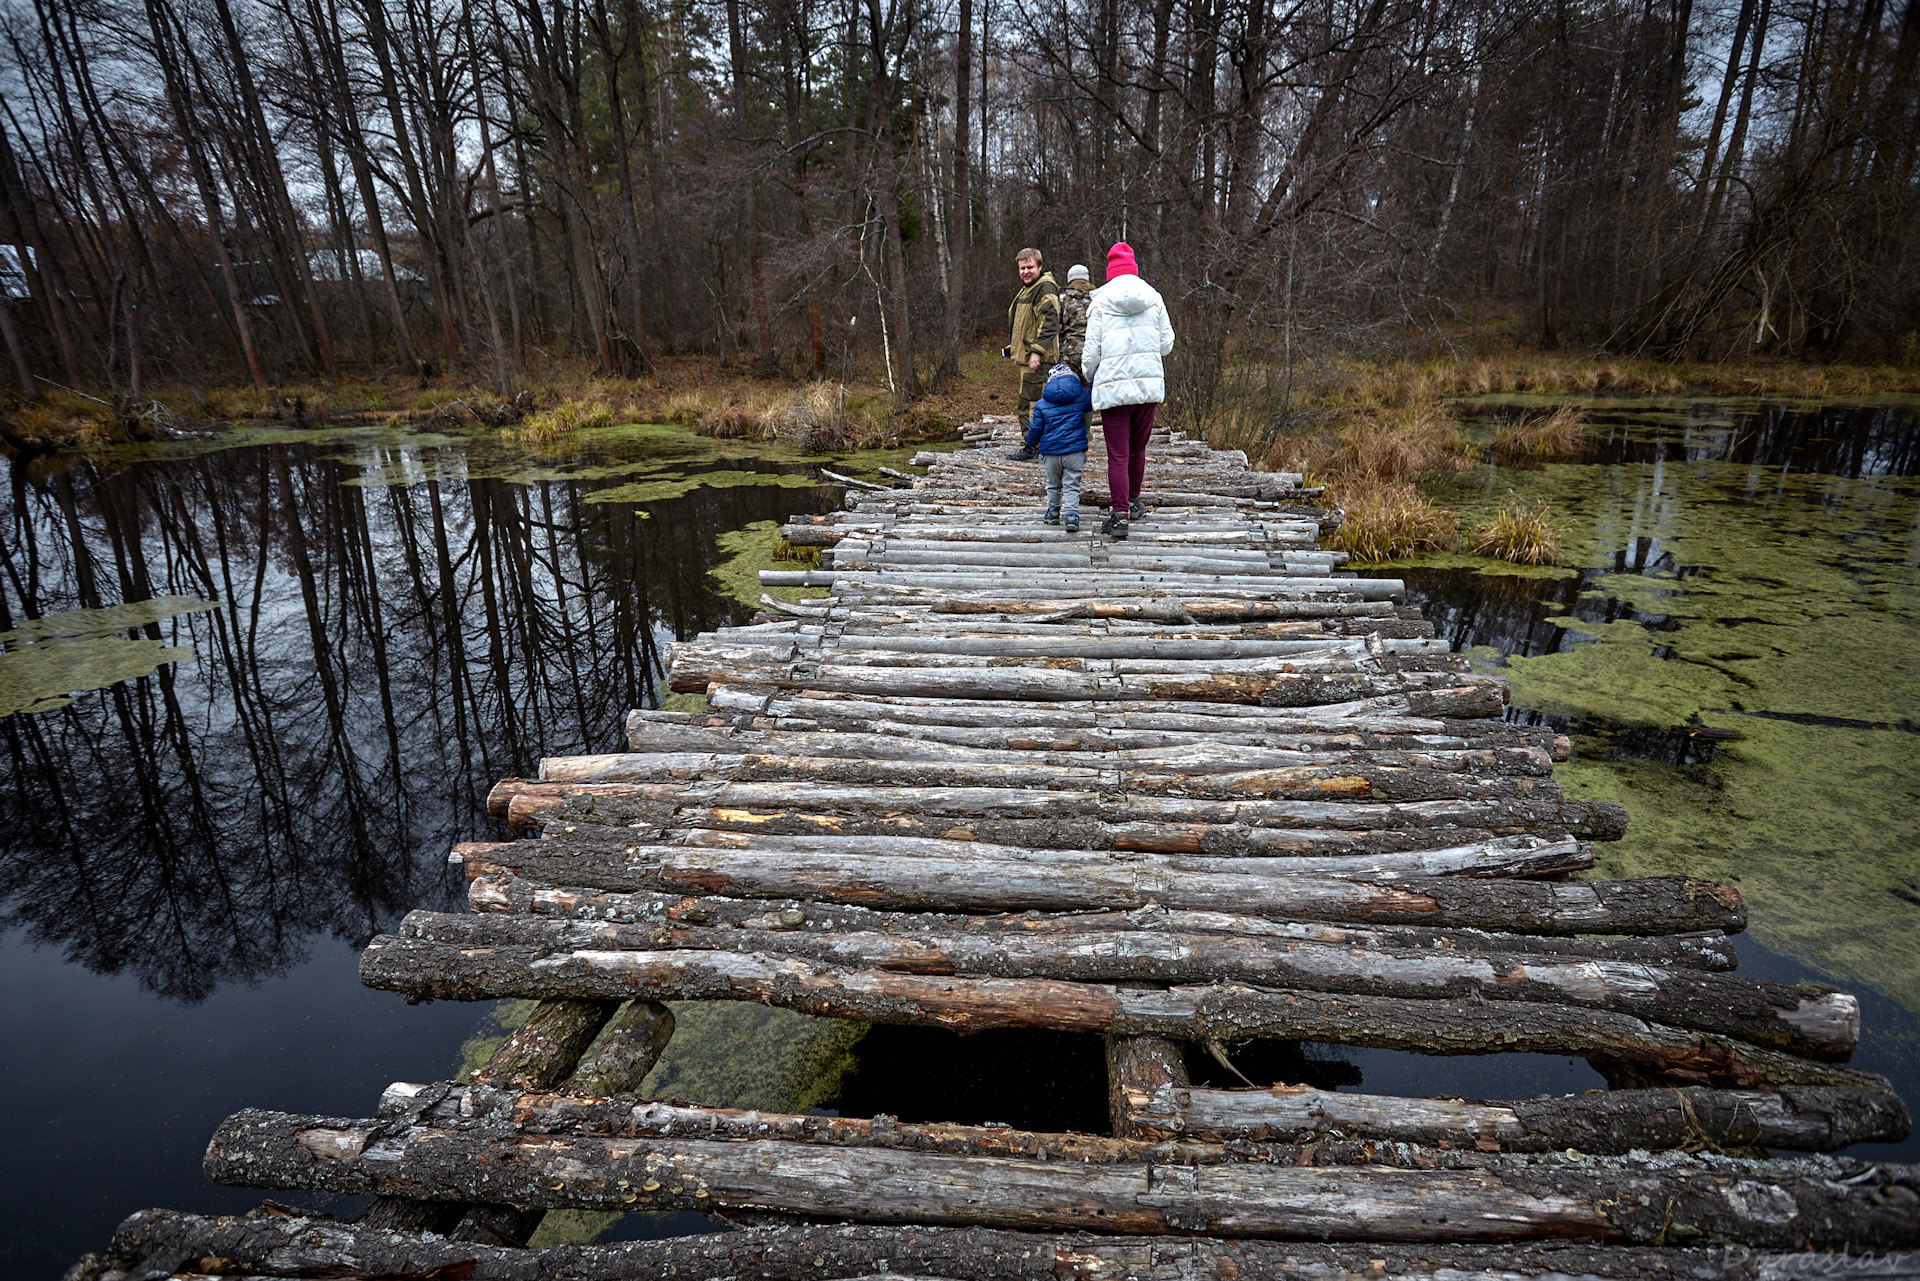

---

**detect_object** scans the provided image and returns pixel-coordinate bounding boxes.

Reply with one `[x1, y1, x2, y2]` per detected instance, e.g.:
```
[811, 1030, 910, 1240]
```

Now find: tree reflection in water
[0, 441, 823, 1002]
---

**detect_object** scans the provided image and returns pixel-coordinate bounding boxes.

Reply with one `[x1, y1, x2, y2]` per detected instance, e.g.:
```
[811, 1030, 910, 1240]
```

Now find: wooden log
[646, 828, 1597, 879]
[394, 910, 1850, 1058]
[759, 568, 1408, 599]
[206, 1107, 1920, 1245]
[1121, 1081, 1909, 1153]
[369, 1075, 1904, 1162]
[359, 995, 616, 1238]
[465, 873, 1742, 971]
[464, 844, 1742, 935]
[609, 726, 1554, 780]
[493, 775, 1626, 844]
[358, 940, 1853, 1087]
[536, 751, 1554, 804]
[561, 999, 674, 1098]
[88, 1209, 1920, 1281]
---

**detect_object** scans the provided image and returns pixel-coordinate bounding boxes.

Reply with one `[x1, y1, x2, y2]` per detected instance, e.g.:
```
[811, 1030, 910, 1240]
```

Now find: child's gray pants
[1044, 450, 1086, 512]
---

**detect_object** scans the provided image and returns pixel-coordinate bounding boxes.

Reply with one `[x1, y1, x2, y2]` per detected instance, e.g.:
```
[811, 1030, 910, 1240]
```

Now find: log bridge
[75, 418, 1920, 1281]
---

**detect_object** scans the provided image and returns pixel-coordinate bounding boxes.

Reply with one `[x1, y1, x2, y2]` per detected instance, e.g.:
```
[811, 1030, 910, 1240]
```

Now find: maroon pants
[1101, 403, 1156, 510]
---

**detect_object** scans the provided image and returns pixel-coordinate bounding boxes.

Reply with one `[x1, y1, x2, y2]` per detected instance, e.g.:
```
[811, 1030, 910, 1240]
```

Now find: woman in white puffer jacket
[1081, 242, 1175, 539]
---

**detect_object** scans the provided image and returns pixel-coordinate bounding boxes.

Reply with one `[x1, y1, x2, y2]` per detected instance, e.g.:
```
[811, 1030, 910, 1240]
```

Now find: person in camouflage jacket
[1058, 264, 1095, 377]
[1005, 248, 1060, 447]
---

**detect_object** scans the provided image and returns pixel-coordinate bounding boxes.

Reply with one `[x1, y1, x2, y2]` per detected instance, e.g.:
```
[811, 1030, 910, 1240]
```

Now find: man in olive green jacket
[1005, 248, 1060, 457]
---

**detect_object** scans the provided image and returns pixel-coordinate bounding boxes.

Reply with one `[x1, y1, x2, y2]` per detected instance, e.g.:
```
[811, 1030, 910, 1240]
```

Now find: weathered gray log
[81, 1209, 1920, 1281]
[358, 995, 616, 1238]
[761, 568, 1406, 599]
[205, 1109, 1920, 1246]
[676, 660, 1498, 710]
[694, 633, 1407, 660]
[376, 1076, 1903, 1160]
[489, 776, 1627, 845]
[460, 840, 1741, 934]
[1120, 1081, 1909, 1153]
[394, 910, 1851, 1058]
[625, 718, 1559, 768]
[638, 828, 1594, 880]
[536, 752, 1555, 804]
[1108, 1030, 1189, 1139]
[611, 723, 1554, 779]
[359, 938, 1852, 1086]
[465, 873, 1742, 970]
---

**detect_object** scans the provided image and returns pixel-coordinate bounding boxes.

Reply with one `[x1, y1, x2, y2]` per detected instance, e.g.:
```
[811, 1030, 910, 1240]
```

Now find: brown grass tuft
[506, 399, 614, 441]
[1471, 498, 1561, 565]
[1330, 481, 1459, 562]
[1490, 406, 1590, 459]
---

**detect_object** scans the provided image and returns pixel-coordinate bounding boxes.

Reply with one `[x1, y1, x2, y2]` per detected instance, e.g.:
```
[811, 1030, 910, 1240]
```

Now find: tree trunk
[89, 1210, 1920, 1281]
[395, 910, 1851, 1058]
[1121, 1080, 1908, 1153]
[206, 1109, 1920, 1245]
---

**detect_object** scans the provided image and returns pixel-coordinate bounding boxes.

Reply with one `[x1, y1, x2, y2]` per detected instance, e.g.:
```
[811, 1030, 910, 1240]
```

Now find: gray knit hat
[1067, 264, 1090, 282]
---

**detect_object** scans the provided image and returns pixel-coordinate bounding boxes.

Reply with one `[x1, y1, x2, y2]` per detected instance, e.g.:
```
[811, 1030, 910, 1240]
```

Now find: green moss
[584, 469, 823, 506]
[1422, 404, 1920, 1014]
[658, 692, 709, 713]
[711, 520, 828, 606]
[0, 597, 219, 716]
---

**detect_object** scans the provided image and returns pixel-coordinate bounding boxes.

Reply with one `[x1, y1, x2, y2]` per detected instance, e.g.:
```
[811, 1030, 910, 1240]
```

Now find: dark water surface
[3, 399, 1918, 1274]
[0, 420, 866, 1276]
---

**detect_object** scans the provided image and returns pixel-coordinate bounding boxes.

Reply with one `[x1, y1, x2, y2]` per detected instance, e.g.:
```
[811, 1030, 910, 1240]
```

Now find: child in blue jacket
[1023, 363, 1092, 532]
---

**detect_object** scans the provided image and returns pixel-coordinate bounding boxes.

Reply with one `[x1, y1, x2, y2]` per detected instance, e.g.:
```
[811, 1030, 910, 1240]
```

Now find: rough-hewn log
[489, 775, 1627, 843]
[204, 1109, 1920, 1246]
[456, 841, 1733, 934]
[359, 938, 1851, 1086]
[564, 1000, 674, 1098]
[761, 569, 1406, 600]
[358, 995, 617, 1238]
[394, 910, 1851, 1058]
[610, 724, 1554, 779]
[1108, 1032, 1190, 1139]
[625, 718, 1559, 768]
[632, 828, 1595, 879]
[536, 752, 1552, 804]
[1121, 1081, 1909, 1153]
[465, 874, 1742, 971]
[83, 1209, 1920, 1281]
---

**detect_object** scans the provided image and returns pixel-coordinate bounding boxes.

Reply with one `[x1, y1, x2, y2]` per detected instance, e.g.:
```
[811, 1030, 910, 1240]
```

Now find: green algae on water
[711, 520, 828, 605]
[0, 596, 217, 716]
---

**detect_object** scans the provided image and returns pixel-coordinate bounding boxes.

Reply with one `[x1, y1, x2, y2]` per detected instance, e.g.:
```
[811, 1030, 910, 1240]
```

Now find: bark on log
[487, 776, 1628, 845]
[394, 910, 1851, 1058]
[614, 723, 1553, 780]
[564, 1000, 674, 1098]
[1120, 1081, 1909, 1153]
[85, 1209, 1920, 1281]
[1108, 1032, 1190, 1139]
[204, 1108, 1920, 1246]
[465, 873, 1741, 970]
[358, 938, 1852, 1086]
[459, 840, 1741, 934]
[535, 752, 1554, 805]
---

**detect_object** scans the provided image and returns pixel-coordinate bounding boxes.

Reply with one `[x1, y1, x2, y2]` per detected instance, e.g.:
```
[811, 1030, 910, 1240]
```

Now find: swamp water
[2, 398, 1917, 1272]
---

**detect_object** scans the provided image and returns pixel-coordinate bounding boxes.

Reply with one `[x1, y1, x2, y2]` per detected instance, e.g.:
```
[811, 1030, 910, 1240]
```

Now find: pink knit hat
[1106, 242, 1138, 279]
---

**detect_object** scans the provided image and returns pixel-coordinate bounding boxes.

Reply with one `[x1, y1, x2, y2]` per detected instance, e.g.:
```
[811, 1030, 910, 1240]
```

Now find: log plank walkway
[73, 417, 1920, 1281]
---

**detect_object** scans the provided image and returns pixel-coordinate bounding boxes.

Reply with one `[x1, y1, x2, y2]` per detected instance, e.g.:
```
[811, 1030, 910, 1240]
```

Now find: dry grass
[1471, 498, 1561, 565]
[507, 399, 614, 441]
[1489, 406, 1590, 459]
[2, 390, 115, 448]
[1330, 481, 1459, 562]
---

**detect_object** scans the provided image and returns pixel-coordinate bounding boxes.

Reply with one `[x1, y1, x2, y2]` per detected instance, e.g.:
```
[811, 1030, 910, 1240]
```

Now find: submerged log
[458, 841, 1740, 935]
[465, 873, 1742, 971]
[89, 1209, 1920, 1281]
[1120, 1081, 1909, 1153]
[358, 937, 1854, 1086]
[395, 909, 1853, 1058]
[205, 1108, 1920, 1246]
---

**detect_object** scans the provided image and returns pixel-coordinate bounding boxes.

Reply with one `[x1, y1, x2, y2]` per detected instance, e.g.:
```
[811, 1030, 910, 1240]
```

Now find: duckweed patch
[0, 597, 217, 716]
[712, 520, 828, 605]
[1410, 397, 1920, 1014]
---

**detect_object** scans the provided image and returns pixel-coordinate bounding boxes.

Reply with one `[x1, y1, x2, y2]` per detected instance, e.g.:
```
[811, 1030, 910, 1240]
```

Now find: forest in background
[0, 0, 1914, 434]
